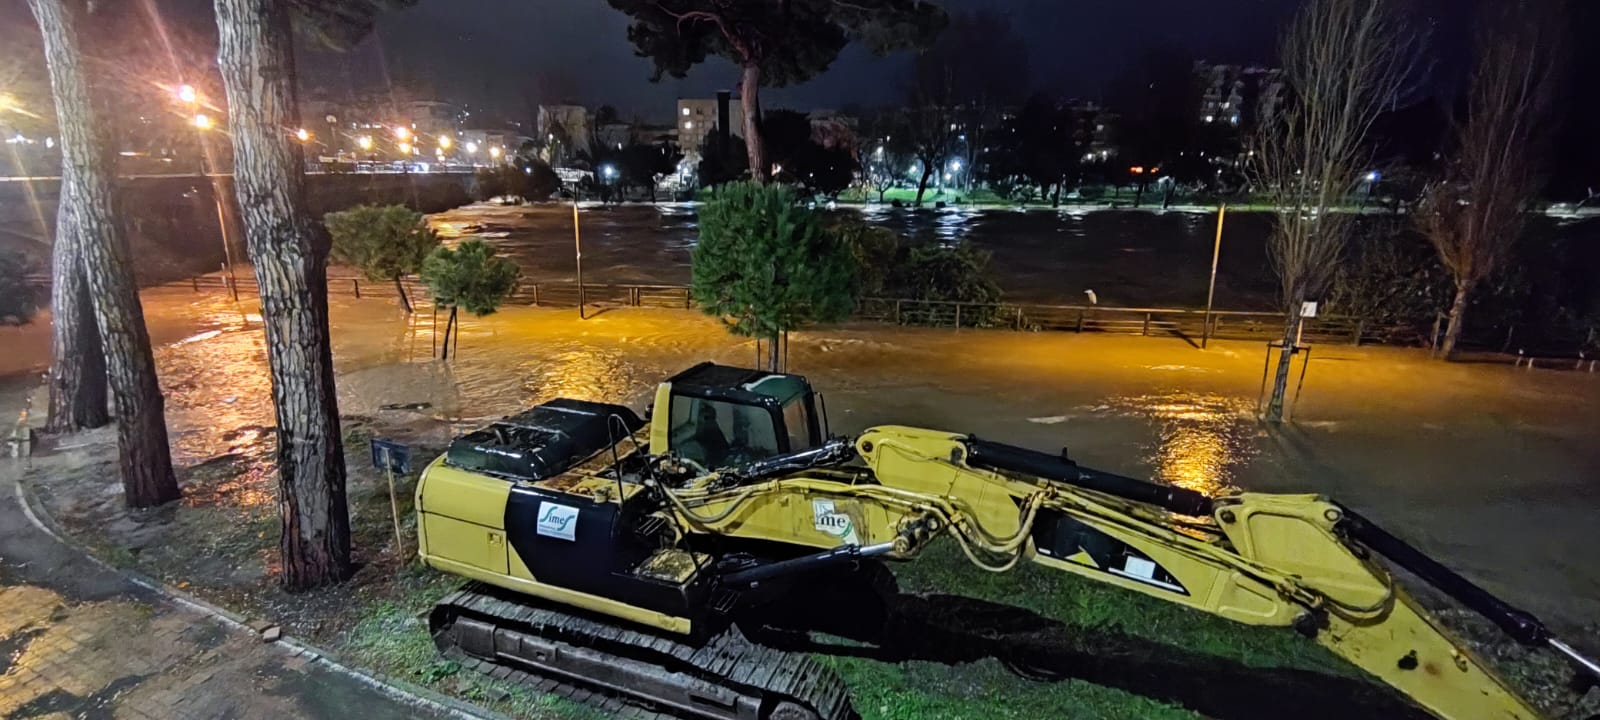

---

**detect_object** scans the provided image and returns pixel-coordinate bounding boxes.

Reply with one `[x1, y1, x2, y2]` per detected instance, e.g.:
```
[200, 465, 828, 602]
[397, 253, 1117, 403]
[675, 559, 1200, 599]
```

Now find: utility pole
[572, 190, 585, 319]
[1202, 204, 1226, 349]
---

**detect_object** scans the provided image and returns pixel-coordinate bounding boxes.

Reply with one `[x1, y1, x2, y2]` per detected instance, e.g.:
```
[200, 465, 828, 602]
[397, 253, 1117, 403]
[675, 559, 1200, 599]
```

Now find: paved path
[0, 458, 455, 720]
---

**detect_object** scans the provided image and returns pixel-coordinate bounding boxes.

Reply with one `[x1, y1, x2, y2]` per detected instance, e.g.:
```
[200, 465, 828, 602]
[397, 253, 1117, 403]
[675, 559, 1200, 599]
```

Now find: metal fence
[26, 272, 1592, 362]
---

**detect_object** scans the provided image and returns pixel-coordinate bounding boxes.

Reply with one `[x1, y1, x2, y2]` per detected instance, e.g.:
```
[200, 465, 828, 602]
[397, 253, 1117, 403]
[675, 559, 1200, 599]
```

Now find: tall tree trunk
[45, 182, 108, 432]
[29, 0, 179, 507]
[393, 276, 413, 314]
[741, 64, 767, 183]
[914, 168, 933, 206]
[1133, 180, 1146, 208]
[439, 306, 457, 360]
[1264, 306, 1300, 423]
[214, 0, 351, 590]
[767, 331, 780, 372]
[1440, 282, 1470, 359]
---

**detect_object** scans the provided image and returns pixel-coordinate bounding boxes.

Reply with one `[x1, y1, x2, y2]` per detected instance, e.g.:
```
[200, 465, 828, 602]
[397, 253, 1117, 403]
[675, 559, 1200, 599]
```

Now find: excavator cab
[649, 362, 825, 472]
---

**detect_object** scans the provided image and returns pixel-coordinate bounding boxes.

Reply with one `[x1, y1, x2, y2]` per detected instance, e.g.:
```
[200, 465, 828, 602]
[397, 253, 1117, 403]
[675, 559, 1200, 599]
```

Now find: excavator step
[431, 584, 855, 720]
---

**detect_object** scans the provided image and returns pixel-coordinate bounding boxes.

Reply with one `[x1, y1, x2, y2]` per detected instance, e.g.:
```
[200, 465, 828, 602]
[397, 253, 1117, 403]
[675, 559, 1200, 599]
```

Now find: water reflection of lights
[1107, 393, 1256, 496]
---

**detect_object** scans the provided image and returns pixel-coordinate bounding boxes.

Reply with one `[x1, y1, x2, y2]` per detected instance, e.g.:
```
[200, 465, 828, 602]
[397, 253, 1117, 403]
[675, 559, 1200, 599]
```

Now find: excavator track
[431, 584, 856, 720]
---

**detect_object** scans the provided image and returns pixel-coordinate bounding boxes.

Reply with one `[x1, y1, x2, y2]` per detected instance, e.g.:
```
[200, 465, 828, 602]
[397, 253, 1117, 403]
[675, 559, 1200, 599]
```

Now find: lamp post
[176, 84, 237, 300]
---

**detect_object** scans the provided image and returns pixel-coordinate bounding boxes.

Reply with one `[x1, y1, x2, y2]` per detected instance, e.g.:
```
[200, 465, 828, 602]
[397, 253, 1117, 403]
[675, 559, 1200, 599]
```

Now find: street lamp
[398, 141, 412, 155]
[394, 126, 410, 141]
[464, 141, 478, 154]
[183, 100, 237, 301]
[357, 135, 373, 151]
[489, 146, 502, 159]
[438, 135, 453, 151]
[601, 164, 617, 180]
[295, 128, 310, 142]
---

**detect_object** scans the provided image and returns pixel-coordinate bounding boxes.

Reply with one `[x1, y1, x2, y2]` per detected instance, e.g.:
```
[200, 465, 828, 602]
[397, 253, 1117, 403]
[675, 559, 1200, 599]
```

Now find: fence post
[1352, 319, 1364, 346]
[353, 279, 361, 299]
[895, 300, 902, 325]
[1077, 309, 1085, 333]
[1142, 313, 1150, 336]
[192, 276, 200, 292]
[684, 288, 691, 309]
[1015, 306, 1023, 331]
[955, 303, 962, 329]
[1429, 315, 1443, 357]
[533, 284, 541, 306]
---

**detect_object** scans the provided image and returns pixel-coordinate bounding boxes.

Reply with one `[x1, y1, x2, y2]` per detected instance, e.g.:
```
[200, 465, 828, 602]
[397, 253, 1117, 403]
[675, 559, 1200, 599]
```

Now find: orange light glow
[1129, 166, 1145, 175]
[295, 128, 310, 142]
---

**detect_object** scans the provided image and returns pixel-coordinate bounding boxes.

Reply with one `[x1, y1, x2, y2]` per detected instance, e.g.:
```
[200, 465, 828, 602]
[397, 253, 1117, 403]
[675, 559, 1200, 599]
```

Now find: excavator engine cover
[444, 398, 643, 481]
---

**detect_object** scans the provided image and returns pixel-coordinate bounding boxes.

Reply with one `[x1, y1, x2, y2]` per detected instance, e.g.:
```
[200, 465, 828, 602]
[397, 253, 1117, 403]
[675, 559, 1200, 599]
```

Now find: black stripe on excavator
[1335, 505, 1549, 647]
[964, 437, 1216, 517]
[1032, 510, 1191, 596]
[504, 484, 712, 625]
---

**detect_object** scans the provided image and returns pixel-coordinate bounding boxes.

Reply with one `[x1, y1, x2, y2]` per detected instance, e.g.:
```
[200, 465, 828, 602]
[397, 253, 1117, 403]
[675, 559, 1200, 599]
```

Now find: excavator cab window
[668, 397, 781, 469]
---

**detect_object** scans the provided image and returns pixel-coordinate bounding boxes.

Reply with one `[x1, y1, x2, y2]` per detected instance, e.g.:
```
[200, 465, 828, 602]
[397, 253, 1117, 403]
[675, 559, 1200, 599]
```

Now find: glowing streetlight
[438, 135, 453, 150]
[295, 128, 310, 142]
[176, 84, 197, 104]
[950, 159, 962, 171]
[489, 146, 502, 159]
[601, 164, 617, 180]
[464, 141, 478, 154]
[1365, 170, 1380, 183]
[192, 113, 212, 130]
[357, 135, 373, 151]
[394, 126, 410, 141]
[398, 141, 412, 155]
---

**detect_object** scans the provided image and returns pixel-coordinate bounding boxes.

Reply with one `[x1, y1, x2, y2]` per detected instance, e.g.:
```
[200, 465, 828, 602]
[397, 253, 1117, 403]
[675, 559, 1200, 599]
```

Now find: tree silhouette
[604, 0, 943, 182]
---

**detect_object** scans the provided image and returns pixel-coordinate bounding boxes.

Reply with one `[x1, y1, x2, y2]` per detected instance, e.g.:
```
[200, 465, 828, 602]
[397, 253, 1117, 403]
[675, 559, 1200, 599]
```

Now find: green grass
[813, 541, 1368, 720]
[830, 655, 1200, 720]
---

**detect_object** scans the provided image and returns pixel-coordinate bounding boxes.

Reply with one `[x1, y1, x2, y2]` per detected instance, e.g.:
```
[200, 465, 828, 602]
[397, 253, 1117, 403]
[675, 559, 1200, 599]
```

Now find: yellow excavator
[415, 362, 1598, 720]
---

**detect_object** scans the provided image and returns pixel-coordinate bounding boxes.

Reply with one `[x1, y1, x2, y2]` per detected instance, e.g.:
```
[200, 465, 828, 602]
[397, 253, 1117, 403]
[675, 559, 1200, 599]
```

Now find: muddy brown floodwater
[427, 201, 1600, 309]
[3, 284, 1598, 641]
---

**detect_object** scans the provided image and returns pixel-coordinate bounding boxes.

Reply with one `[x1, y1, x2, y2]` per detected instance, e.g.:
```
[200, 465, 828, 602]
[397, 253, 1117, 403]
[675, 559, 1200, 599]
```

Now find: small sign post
[1297, 301, 1319, 347]
[370, 439, 411, 559]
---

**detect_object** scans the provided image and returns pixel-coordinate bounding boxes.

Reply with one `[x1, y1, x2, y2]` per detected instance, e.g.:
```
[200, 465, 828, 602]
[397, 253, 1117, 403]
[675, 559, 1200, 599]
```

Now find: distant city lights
[438, 135, 453, 150]
[357, 135, 373, 151]
[489, 146, 502, 159]
[192, 113, 212, 130]
[398, 141, 412, 154]
[465, 141, 478, 154]
[394, 126, 410, 140]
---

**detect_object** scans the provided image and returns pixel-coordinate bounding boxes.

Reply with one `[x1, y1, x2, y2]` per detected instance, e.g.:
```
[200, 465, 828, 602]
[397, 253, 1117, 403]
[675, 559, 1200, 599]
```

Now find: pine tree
[691, 182, 857, 370]
[420, 239, 519, 360]
[604, 0, 944, 183]
[325, 204, 440, 313]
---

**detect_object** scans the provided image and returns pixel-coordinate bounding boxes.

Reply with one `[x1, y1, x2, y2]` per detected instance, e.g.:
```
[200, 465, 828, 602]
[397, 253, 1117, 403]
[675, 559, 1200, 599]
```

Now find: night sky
[353, 0, 1308, 122]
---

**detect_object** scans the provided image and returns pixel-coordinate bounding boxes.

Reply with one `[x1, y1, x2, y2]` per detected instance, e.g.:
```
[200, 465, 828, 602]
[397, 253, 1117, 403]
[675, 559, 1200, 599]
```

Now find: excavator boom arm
[670, 425, 1595, 720]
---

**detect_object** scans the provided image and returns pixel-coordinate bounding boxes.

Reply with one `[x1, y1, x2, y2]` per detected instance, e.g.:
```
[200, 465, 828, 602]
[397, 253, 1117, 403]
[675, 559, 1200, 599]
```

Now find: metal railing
[29, 272, 1592, 360]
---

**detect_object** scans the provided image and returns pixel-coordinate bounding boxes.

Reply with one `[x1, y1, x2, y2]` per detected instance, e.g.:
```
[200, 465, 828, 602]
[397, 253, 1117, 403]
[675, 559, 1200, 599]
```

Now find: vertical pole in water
[573, 192, 585, 319]
[1202, 205, 1226, 349]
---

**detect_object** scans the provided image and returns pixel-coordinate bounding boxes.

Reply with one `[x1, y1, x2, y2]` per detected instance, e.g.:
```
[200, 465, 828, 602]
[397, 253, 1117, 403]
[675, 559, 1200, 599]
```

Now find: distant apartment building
[677, 96, 743, 160]
[1194, 62, 1286, 130]
[405, 100, 465, 138]
[537, 104, 591, 165]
